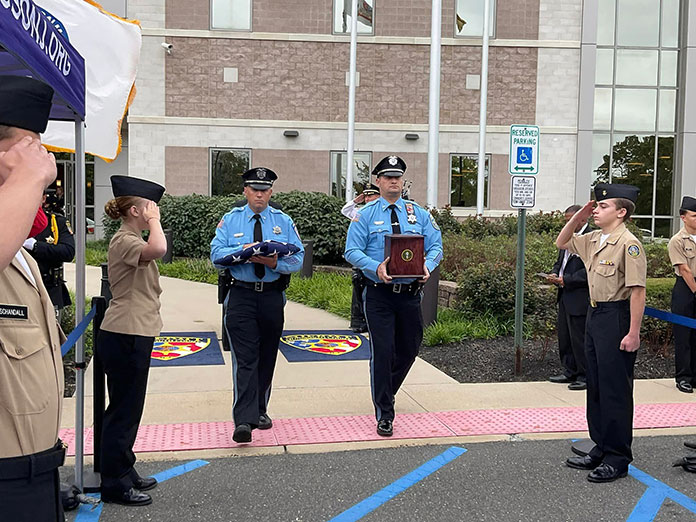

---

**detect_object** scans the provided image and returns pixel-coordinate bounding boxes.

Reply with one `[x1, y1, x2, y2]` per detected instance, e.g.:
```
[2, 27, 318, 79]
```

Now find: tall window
[592, 0, 679, 238]
[54, 152, 94, 234]
[330, 151, 372, 199]
[454, 0, 495, 38]
[333, 0, 374, 35]
[450, 154, 490, 208]
[210, 149, 250, 196]
[211, 0, 251, 31]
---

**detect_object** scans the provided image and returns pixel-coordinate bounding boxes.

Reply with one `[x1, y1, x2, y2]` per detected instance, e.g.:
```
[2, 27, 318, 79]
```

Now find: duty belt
[589, 299, 629, 309]
[365, 279, 423, 295]
[0, 440, 66, 481]
[231, 279, 285, 293]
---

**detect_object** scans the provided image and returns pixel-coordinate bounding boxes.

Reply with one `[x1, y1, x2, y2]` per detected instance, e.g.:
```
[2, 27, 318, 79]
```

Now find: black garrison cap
[594, 183, 639, 204]
[681, 196, 696, 213]
[362, 183, 379, 196]
[110, 175, 165, 203]
[243, 167, 277, 191]
[0, 76, 54, 133]
[372, 155, 407, 177]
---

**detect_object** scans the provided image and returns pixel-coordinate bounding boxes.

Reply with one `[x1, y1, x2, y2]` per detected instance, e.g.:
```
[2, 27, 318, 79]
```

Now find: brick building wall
[165, 146, 209, 195]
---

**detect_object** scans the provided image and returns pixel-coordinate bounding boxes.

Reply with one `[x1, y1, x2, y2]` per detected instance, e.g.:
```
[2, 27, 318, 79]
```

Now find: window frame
[209, 147, 252, 196]
[210, 0, 253, 32]
[453, 0, 497, 39]
[329, 150, 373, 199]
[332, 0, 375, 36]
[448, 153, 491, 209]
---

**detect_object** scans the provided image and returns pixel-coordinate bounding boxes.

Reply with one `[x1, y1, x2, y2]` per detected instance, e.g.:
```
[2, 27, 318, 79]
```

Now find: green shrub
[103, 191, 348, 264]
[285, 272, 352, 318]
[429, 206, 462, 235]
[644, 242, 673, 279]
[157, 257, 218, 285]
[423, 308, 514, 346]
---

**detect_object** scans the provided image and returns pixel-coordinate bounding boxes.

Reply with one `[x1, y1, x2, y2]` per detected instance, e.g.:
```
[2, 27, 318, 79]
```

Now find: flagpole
[426, 0, 442, 208]
[345, 0, 359, 203]
[476, 0, 491, 215]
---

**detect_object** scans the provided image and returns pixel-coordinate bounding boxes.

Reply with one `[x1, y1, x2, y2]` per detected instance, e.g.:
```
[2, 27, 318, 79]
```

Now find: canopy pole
[74, 120, 86, 490]
[345, 0, 359, 202]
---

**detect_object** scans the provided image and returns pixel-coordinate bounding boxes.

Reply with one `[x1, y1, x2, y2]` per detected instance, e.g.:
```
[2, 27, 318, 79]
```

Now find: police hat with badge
[680, 196, 696, 213]
[0, 75, 54, 133]
[362, 183, 380, 196]
[110, 175, 165, 202]
[594, 183, 639, 203]
[243, 167, 277, 190]
[372, 155, 406, 177]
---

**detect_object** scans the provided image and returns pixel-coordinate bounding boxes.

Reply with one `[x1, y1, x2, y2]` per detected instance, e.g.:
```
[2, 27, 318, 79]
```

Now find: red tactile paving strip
[59, 402, 696, 456]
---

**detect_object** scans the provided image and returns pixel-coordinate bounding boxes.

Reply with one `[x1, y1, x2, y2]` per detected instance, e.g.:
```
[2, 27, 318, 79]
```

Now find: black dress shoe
[677, 381, 693, 393]
[351, 326, 368, 334]
[133, 476, 157, 491]
[587, 463, 627, 483]
[549, 374, 573, 384]
[101, 488, 152, 506]
[258, 413, 273, 430]
[233, 423, 252, 443]
[568, 381, 587, 391]
[684, 441, 696, 450]
[376, 419, 393, 437]
[566, 455, 602, 470]
[672, 457, 696, 473]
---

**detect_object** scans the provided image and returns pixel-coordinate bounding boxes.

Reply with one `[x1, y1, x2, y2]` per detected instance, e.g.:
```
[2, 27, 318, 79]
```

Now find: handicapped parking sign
[509, 125, 539, 175]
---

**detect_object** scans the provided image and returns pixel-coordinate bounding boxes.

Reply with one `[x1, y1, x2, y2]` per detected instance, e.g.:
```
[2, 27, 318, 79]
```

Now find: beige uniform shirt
[100, 225, 163, 337]
[668, 228, 696, 276]
[567, 223, 647, 302]
[0, 250, 64, 458]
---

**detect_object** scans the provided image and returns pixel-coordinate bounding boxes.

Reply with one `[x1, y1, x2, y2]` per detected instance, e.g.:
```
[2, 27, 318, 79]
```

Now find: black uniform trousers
[585, 300, 636, 471]
[224, 285, 284, 427]
[0, 442, 65, 522]
[557, 299, 587, 381]
[96, 330, 153, 493]
[350, 268, 367, 330]
[671, 276, 696, 385]
[363, 284, 423, 422]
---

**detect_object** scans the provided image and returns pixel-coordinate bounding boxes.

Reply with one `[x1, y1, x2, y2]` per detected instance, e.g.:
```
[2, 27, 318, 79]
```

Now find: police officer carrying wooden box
[667, 196, 696, 394]
[24, 188, 75, 316]
[557, 183, 646, 483]
[344, 155, 443, 437]
[0, 76, 66, 521]
[211, 167, 304, 444]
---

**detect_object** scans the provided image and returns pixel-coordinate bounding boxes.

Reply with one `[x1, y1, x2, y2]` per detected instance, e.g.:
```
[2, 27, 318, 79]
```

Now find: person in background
[97, 175, 167, 506]
[547, 204, 590, 391]
[667, 196, 696, 393]
[341, 184, 380, 333]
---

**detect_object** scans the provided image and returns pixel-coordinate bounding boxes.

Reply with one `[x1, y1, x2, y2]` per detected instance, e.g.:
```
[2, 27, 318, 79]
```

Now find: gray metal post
[162, 228, 173, 264]
[514, 209, 526, 375]
[301, 239, 314, 278]
[74, 121, 86, 491]
[421, 266, 440, 327]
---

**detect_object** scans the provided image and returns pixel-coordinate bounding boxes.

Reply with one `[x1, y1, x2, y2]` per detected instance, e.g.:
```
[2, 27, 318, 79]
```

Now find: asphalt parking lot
[63, 435, 696, 522]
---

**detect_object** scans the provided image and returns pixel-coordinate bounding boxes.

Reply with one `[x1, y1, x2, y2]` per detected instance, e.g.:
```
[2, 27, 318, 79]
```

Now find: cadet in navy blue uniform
[211, 167, 304, 443]
[345, 156, 443, 436]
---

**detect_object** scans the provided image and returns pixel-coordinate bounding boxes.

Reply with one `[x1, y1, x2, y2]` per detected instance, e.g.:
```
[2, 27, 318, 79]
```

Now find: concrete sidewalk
[61, 263, 696, 450]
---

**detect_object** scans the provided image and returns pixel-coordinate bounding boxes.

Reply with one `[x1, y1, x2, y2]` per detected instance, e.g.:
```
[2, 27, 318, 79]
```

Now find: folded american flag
[213, 240, 301, 266]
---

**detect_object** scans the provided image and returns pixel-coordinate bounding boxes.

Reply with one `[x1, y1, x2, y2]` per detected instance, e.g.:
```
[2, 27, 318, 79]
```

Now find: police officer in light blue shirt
[345, 155, 443, 437]
[210, 167, 304, 444]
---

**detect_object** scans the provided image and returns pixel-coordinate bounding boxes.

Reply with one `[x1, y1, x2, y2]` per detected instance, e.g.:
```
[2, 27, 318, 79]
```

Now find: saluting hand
[377, 257, 392, 283]
[354, 193, 366, 205]
[142, 201, 161, 225]
[576, 200, 595, 221]
[0, 136, 56, 188]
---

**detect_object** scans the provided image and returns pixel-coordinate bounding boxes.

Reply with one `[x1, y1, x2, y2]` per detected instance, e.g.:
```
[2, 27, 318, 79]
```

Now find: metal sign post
[509, 125, 539, 375]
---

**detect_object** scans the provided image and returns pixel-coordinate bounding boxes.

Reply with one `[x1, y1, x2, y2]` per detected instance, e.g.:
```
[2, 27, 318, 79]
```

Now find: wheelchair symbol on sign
[517, 147, 532, 165]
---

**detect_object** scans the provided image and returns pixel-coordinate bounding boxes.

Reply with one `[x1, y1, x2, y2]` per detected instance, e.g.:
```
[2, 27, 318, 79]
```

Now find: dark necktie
[388, 204, 401, 234]
[252, 214, 265, 279]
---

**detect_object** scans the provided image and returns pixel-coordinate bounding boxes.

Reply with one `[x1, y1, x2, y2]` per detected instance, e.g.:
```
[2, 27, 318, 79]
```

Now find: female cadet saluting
[97, 175, 167, 506]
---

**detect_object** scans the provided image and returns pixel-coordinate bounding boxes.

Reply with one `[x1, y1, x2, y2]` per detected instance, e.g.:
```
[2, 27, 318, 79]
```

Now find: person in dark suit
[547, 205, 590, 390]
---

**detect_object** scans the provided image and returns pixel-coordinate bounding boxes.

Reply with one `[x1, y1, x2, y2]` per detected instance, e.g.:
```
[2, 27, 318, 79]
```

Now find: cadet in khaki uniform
[667, 196, 696, 393]
[97, 175, 167, 506]
[0, 77, 65, 521]
[558, 183, 646, 483]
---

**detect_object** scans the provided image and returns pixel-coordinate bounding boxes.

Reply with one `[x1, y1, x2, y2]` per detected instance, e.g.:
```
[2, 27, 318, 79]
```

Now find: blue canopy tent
[1, 1, 90, 490]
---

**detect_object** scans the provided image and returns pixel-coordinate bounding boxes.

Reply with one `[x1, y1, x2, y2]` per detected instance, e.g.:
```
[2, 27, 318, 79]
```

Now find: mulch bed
[418, 336, 675, 383]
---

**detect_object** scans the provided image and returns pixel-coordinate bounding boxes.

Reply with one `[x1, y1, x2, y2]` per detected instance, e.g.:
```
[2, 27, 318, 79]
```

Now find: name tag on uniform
[598, 260, 615, 266]
[0, 304, 28, 320]
[234, 232, 244, 237]
[374, 221, 384, 225]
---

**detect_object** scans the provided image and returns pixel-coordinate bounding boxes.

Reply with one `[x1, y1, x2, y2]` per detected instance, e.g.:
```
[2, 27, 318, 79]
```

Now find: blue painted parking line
[627, 465, 696, 521]
[327, 446, 467, 522]
[74, 459, 209, 521]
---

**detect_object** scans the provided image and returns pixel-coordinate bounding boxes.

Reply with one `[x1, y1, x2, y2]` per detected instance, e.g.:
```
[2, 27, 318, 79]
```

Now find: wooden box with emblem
[384, 234, 425, 278]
